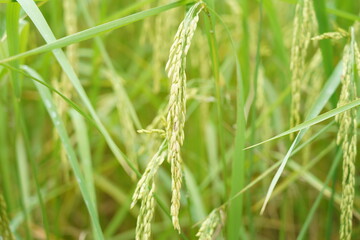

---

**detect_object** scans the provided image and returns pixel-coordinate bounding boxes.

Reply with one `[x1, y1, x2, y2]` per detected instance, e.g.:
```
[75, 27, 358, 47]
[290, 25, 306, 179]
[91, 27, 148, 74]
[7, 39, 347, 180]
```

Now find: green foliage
[0, 0, 359, 239]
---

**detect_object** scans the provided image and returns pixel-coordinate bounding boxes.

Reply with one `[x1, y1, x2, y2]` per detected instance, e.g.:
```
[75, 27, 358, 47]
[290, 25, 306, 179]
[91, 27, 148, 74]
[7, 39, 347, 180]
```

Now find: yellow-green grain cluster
[134, 182, 156, 240]
[131, 142, 167, 240]
[290, 0, 316, 134]
[336, 29, 358, 240]
[0, 194, 15, 240]
[196, 208, 225, 240]
[355, 42, 360, 77]
[165, 2, 203, 231]
[137, 128, 166, 137]
[311, 29, 349, 41]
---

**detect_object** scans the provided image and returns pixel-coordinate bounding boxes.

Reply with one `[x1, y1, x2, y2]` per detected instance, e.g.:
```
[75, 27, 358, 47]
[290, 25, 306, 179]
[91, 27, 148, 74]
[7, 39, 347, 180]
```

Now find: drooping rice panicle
[131, 141, 167, 208]
[135, 182, 156, 240]
[311, 29, 349, 41]
[131, 141, 167, 240]
[165, 2, 204, 231]
[354, 41, 360, 77]
[336, 28, 358, 240]
[290, 0, 316, 137]
[0, 194, 15, 240]
[196, 208, 226, 240]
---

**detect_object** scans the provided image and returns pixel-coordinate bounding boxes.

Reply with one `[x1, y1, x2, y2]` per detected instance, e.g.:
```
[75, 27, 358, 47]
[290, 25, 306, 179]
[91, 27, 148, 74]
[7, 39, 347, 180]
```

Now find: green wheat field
[0, 0, 360, 239]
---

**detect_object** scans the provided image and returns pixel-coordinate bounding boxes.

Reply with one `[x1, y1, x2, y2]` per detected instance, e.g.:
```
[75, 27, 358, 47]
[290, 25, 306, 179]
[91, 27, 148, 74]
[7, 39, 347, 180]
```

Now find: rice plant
[0, 0, 360, 239]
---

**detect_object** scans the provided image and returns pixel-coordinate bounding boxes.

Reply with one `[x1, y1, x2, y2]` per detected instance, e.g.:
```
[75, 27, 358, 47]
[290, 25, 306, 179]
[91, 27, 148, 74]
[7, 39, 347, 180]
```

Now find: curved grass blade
[245, 97, 360, 150]
[259, 61, 342, 214]
[0, 0, 194, 65]
[252, 142, 335, 210]
[17, 0, 138, 177]
[204, 5, 247, 239]
[6, 2, 21, 98]
[296, 150, 342, 240]
[70, 110, 97, 206]
[227, 120, 335, 206]
[204, 5, 227, 197]
[78, 0, 141, 129]
[184, 167, 206, 223]
[6, 4, 34, 238]
[313, 0, 333, 77]
[23, 66, 105, 240]
[70, 109, 97, 237]
[11, 183, 74, 232]
[199, 118, 334, 223]
[1, 62, 96, 128]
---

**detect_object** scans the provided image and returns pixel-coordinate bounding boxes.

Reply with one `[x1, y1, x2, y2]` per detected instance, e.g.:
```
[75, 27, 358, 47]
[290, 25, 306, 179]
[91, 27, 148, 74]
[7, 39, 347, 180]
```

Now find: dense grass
[0, 0, 359, 239]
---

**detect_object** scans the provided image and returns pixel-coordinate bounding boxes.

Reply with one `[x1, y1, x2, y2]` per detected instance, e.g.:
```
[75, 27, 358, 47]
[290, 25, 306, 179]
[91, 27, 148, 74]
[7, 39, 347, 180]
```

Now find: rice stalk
[336, 28, 358, 240]
[58, 0, 78, 113]
[290, 0, 316, 137]
[0, 194, 15, 240]
[53, 0, 78, 180]
[165, 2, 204, 231]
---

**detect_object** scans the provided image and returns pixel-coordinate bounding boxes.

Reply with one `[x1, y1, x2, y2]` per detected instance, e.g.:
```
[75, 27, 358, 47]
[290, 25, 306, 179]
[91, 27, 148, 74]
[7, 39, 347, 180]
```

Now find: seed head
[337, 28, 358, 240]
[290, 0, 317, 137]
[0, 194, 15, 240]
[165, 2, 203, 232]
[196, 208, 226, 240]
